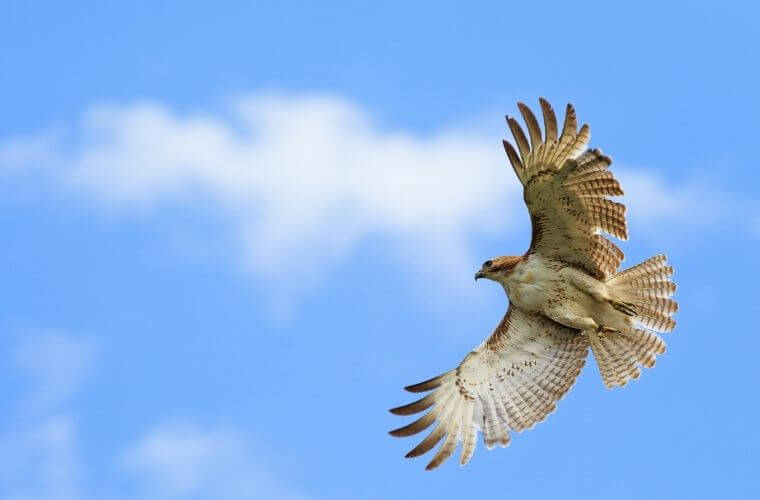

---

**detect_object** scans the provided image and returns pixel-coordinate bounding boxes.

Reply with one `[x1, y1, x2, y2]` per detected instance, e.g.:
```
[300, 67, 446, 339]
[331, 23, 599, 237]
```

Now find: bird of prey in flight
[390, 98, 678, 470]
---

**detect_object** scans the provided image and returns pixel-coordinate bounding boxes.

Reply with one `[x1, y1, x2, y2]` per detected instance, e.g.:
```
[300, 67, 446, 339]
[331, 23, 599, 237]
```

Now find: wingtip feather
[389, 392, 435, 415]
[404, 372, 448, 393]
[539, 97, 558, 143]
[389, 411, 436, 437]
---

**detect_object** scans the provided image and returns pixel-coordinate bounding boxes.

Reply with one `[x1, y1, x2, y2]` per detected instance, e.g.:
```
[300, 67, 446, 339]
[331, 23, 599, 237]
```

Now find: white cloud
[0, 94, 720, 303]
[122, 423, 307, 500]
[0, 95, 517, 301]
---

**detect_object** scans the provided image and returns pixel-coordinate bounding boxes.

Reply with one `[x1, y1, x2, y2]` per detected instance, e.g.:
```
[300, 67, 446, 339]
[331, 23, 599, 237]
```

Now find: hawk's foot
[595, 324, 618, 340]
[609, 299, 636, 317]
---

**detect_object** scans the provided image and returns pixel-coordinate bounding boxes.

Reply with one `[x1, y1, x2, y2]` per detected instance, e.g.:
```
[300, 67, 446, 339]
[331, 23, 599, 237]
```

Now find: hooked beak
[474, 271, 485, 281]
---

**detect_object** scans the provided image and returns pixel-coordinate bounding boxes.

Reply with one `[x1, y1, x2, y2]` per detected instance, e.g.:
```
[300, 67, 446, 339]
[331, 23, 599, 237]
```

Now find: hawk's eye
[482, 260, 493, 269]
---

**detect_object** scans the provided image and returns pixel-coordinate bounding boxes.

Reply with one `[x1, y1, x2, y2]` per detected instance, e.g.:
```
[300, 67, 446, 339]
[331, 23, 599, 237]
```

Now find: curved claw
[610, 300, 636, 317]
[596, 324, 618, 337]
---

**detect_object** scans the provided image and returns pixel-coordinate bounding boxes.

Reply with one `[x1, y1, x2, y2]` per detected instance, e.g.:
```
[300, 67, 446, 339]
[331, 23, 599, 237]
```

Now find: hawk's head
[475, 256, 521, 282]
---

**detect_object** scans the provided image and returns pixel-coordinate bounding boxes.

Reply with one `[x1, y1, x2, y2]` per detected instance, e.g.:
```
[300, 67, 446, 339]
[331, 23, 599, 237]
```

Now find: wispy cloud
[14, 331, 96, 412]
[617, 168, 723, 226]
[0, 415, 83, 500]
[0, 132, 60, 172]
[0, 94, 724, 304]
[0, 332, 308, 500]
[0, 332, 93, 500]
[122, 422, 307, 500]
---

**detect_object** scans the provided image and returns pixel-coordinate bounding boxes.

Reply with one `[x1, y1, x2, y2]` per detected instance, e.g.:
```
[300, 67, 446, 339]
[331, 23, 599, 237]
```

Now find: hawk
[390, 99, 678, 470]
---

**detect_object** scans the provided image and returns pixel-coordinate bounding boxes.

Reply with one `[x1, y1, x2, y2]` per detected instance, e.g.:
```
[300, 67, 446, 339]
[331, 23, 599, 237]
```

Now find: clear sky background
[1, 1, 758, 499]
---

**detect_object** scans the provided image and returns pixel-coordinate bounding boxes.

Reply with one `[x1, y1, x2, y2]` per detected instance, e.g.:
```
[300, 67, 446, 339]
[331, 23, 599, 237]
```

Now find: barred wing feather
[504, 99, 628, 279]
[389, 307, 588, 470]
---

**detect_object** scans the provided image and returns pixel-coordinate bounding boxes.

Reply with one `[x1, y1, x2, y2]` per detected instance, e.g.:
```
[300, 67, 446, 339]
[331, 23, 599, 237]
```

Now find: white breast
[502, 255, 556, 312]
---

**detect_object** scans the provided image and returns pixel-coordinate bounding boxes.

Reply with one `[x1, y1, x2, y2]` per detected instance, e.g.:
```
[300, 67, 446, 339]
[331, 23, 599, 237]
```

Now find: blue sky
[1, 1, 759, 499]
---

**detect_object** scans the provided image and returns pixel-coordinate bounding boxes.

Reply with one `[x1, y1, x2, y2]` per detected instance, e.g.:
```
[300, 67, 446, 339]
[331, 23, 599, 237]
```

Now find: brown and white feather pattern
[389, 307, 588, 470]
[608, 254, 678, 332]
[591, 254, 678, 388]
[503, 99, 627, 279]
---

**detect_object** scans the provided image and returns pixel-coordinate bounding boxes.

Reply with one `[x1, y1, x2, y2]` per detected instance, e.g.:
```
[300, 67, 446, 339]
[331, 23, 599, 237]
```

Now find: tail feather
[588, 329, 642, 388]
[607, 254, 671, 284]
[608, 254, 678, 333]
[634, 305, 676, 332]
[635, 297, 679, 317]
[631, 328, 667, 365]
[592, 254, 677, 388]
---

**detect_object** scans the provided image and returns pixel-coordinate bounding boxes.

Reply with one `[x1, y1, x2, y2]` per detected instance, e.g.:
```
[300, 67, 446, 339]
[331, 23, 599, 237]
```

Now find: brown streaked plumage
[390, 98, 679, 470]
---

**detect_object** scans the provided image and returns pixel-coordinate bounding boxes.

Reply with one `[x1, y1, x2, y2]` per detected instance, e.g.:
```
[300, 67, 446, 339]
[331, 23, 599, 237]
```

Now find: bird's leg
[544, 307, 599, 332]
[562, 268, 611, 303]
[608, 300, 637, 317]
[584, 325, 620, 344]
[562, 268, 637, 317]
[593, 324, 619, 342]
[549, 307, 619, 341]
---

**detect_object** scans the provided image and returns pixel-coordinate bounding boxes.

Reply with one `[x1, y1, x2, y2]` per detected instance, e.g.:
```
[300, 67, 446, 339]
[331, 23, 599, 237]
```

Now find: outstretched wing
[389, 307, 588, 470]
[503, 98, 628, 279]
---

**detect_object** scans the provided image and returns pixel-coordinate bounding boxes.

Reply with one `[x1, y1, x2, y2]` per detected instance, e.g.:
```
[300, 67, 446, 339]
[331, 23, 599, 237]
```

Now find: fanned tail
[591, 255, 678, 388]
